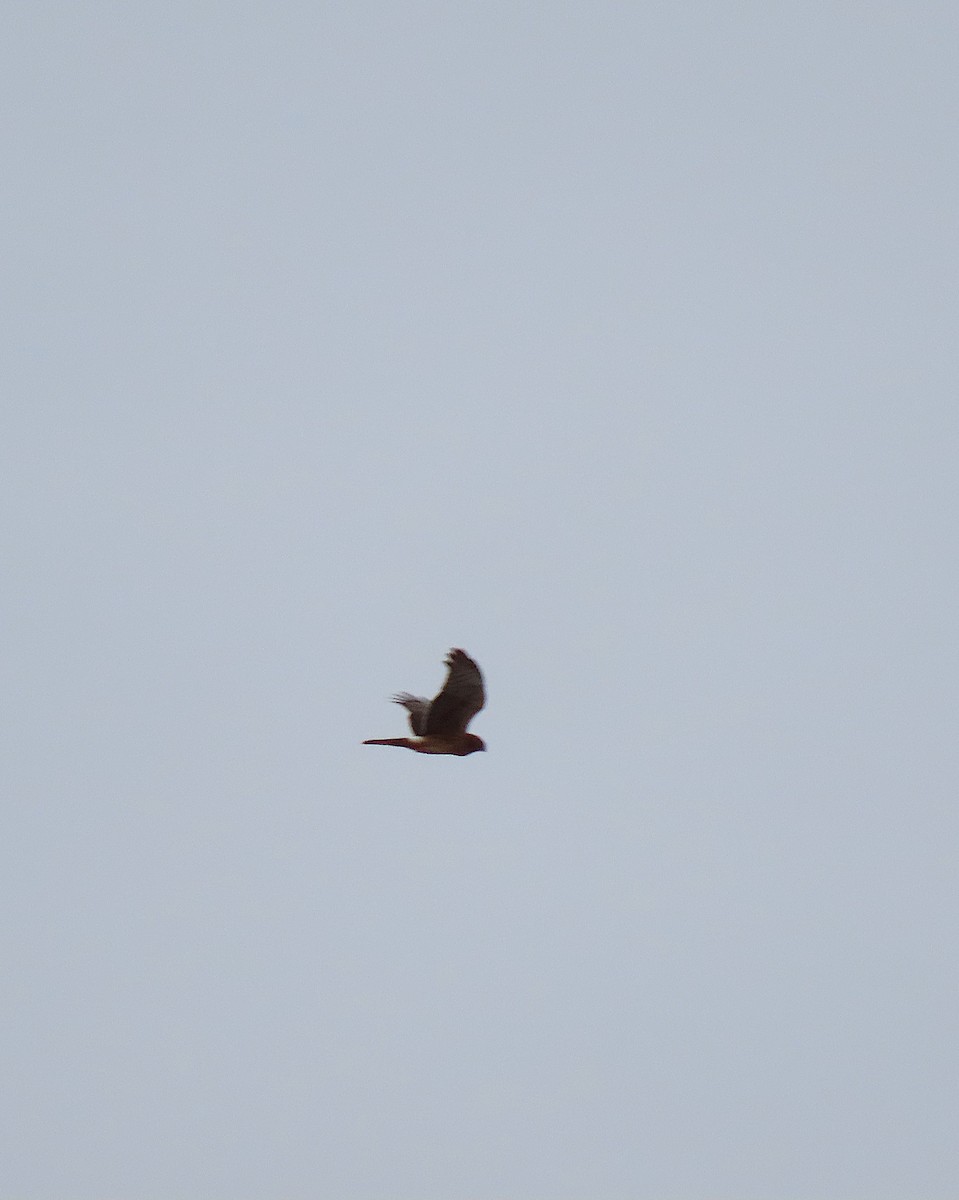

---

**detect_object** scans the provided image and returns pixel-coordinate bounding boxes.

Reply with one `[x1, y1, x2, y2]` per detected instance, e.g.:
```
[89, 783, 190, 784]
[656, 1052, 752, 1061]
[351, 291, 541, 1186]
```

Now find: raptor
[363, 648, 486, 756]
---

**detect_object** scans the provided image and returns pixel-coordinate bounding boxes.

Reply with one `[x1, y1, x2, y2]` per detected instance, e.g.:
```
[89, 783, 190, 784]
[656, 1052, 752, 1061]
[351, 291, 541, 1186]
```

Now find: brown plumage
[363, 648, 486, 756]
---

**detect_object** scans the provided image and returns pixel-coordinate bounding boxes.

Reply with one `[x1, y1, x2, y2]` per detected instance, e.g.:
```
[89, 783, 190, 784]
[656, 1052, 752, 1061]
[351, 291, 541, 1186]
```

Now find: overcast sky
[3, 3, 958, 1198]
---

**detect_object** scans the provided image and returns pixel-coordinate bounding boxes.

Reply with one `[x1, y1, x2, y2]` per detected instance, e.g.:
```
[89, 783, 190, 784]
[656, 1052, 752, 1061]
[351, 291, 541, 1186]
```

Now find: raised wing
[425, 648, 485, 735]
[393, 692, 430, 736]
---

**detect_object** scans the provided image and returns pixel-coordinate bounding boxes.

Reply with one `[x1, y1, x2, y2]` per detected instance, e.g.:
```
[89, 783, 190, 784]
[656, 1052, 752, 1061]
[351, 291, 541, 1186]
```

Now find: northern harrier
[363, 648, 486, 756]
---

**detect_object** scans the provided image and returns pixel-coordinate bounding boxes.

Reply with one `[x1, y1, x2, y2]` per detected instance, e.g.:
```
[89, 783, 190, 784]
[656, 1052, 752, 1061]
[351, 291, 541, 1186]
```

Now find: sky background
[3, 3, 958, 1197]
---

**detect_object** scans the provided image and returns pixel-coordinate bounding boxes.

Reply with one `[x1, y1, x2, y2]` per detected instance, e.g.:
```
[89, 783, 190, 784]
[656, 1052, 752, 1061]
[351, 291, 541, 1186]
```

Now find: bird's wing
[425, 648, 485, 735]
[393, 693, 430, 736]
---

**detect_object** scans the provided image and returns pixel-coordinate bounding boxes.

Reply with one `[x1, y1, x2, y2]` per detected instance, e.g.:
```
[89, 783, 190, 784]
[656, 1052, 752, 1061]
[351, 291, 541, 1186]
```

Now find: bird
[363, 648, 486, 756]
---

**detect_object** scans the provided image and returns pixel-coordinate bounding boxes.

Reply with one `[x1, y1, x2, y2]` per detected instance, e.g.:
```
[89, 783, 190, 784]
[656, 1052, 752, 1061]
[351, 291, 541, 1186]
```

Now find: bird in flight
[363, 648, 486, 756]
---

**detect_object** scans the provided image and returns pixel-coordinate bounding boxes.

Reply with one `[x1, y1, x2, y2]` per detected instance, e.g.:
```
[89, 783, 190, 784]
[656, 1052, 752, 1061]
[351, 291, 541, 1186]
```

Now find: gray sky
[3, 3, 958, 1197]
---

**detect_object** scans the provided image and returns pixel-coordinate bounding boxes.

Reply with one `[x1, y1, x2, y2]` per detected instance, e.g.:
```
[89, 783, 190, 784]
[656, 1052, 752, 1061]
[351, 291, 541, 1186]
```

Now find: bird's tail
[362, 737, 413, 748]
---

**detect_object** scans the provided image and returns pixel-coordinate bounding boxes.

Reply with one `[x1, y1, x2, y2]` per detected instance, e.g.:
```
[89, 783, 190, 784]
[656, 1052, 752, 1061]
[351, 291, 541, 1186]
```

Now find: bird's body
[363, 649, 486, 756]
[362, 733, 486, 756]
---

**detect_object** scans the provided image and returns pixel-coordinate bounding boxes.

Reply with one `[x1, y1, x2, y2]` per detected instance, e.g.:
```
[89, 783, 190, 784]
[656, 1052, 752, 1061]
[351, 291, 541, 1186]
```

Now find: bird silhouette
[363, 648, 486, 756]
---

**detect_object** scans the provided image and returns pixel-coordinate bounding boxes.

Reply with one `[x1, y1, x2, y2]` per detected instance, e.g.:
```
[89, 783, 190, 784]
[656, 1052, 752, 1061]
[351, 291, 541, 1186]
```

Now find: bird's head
[459, 734, 486, 755]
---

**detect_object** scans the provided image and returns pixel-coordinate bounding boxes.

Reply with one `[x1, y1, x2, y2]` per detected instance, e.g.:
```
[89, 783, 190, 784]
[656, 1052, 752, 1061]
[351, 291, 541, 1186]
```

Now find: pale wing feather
[393, 692, 430, 736]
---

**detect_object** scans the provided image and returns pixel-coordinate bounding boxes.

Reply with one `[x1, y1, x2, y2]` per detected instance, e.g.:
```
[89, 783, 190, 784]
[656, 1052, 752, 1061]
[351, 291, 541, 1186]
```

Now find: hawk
[363, 648, 486, 756]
